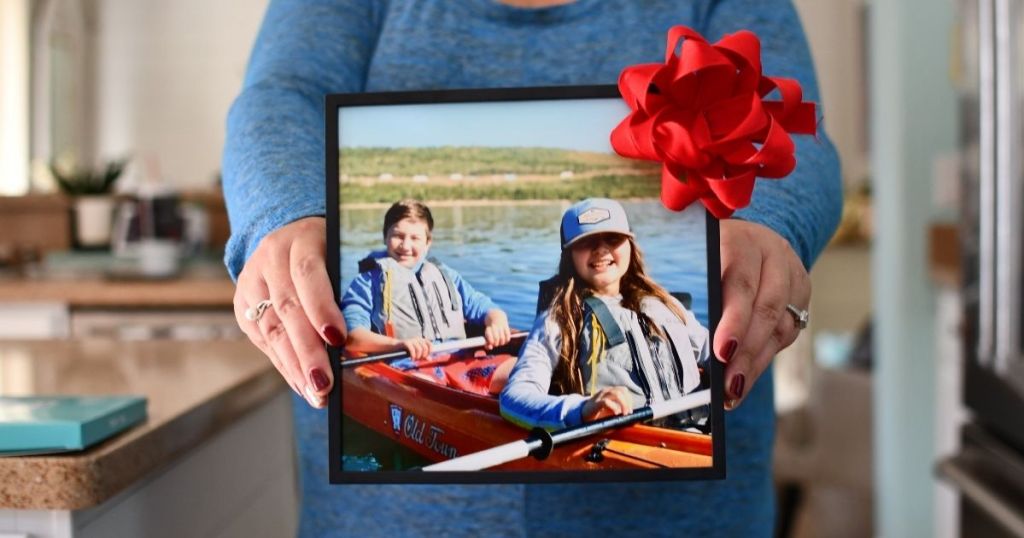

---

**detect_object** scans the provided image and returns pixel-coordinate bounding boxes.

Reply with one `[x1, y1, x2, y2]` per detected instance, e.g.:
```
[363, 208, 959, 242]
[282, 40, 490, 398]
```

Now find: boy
[342, 199, 512, 362]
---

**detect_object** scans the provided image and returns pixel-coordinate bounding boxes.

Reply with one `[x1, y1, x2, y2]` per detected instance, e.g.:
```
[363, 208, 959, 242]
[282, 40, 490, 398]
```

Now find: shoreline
[340, 197, 659, 210]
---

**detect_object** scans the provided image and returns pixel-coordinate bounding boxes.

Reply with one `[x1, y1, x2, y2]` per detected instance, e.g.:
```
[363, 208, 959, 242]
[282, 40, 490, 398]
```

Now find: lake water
[338, 199, 711, 470]
[340, 200, 710, 328]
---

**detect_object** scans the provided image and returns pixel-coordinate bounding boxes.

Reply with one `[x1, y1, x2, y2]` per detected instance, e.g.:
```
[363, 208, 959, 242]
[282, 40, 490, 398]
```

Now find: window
[0, 0, 30, 195]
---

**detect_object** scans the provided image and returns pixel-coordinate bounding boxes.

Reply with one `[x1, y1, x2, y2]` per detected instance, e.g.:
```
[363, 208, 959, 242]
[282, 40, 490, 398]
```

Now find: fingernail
[310, 368, 330, 392]
[322, 325, 345, 347]
[304, 385, 324, 408]
[720, 338, 739, 363]
[729, 373, 746, 400]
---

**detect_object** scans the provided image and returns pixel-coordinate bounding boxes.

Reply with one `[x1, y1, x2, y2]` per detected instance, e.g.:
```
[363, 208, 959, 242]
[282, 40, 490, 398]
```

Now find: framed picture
[326, 86, 725, 484]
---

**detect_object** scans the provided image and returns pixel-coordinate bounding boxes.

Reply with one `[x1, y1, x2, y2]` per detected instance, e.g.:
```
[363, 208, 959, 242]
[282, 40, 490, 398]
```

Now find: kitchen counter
[0, 276, 234, 308]
[0, 340, 287, 511]
[0, 253, 234, 308]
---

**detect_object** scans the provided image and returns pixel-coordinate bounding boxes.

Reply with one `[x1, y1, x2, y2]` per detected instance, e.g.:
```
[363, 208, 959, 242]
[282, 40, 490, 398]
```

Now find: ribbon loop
[611, 26, 818, 218]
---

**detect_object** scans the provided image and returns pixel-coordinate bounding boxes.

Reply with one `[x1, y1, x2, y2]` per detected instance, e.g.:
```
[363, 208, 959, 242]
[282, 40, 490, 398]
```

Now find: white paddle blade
[423, 440, 533, 472]
[648, 389, 711, 419]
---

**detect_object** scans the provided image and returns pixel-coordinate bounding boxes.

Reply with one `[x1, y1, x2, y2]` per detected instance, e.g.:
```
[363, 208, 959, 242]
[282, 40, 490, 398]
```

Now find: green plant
[50, 158, 127, 196]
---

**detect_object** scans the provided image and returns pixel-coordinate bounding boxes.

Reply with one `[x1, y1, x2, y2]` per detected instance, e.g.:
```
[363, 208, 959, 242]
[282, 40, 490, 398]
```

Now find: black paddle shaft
[526, 407, 657, 460]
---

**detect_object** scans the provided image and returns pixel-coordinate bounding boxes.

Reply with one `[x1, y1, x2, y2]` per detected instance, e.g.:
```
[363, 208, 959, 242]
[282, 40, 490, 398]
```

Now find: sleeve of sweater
[499, 314, 589, 431]
[340, 271, 376, 333]
[700, 0, 844, 269]
[221, 0, 383, 281]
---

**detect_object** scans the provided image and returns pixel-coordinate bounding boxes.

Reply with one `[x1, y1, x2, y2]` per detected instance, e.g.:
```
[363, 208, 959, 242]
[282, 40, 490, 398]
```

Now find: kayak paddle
[422, 388, 711, 471]
[340, 331, 528, 368]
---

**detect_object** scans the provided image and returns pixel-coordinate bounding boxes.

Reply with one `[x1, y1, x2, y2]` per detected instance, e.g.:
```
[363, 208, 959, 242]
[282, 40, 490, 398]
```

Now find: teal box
[0, 395, 147, 454]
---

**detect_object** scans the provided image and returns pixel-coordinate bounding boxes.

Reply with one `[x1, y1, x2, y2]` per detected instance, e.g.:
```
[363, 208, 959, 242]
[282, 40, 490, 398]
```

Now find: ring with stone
[786, 304, 809, 330]
[245, 299, 273, 323]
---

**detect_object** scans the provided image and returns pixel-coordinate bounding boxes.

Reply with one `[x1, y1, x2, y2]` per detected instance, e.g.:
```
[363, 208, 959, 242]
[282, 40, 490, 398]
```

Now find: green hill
[338, 146, 661, 203]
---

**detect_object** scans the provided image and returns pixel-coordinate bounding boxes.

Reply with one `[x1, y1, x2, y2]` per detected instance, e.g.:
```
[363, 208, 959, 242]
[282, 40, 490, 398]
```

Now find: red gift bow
[610, 26, 818, 218]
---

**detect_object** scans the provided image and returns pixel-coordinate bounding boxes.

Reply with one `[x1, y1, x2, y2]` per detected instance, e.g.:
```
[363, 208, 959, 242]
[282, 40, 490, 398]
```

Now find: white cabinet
[0, 302, 69, 339]
[0, 304, 243, 341]
[69, 310, 242, 340]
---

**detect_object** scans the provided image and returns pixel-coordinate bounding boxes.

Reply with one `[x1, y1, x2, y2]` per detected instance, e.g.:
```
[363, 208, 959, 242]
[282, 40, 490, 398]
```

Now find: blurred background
[1, 0, 1020, 537]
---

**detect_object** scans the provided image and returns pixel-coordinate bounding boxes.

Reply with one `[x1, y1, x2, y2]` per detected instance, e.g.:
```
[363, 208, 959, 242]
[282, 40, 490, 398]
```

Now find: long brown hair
[547, 237, 688, 395]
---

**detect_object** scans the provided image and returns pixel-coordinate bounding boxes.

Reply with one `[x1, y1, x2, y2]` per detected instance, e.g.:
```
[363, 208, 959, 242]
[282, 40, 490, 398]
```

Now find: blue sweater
[223, 1, 841, 536]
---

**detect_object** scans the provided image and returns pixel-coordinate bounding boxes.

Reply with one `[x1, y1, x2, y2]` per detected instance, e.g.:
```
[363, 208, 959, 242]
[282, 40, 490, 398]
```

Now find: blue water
[338, 200, 711, 470]
[339, 200, 710, 328]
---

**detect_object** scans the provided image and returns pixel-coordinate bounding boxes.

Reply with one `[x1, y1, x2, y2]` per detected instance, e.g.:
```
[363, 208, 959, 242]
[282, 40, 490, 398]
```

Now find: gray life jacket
[359, 256, 466, 341]
[575, 295, 707, 408]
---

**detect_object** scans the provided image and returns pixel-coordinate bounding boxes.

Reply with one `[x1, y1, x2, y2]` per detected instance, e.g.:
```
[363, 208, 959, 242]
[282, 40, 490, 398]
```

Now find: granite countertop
[0, 340, 284, 510]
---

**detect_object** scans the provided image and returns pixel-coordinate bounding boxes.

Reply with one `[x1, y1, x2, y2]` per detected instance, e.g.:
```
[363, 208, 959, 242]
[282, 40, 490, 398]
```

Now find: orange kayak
[341, 346, 713, 471]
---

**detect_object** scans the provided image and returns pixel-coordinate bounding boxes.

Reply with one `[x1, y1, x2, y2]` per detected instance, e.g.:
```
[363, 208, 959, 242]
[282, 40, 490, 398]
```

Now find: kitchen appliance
[112, 193, 209, 256]
[939, 0, 1024, 535]
[111, 189, 185, 256]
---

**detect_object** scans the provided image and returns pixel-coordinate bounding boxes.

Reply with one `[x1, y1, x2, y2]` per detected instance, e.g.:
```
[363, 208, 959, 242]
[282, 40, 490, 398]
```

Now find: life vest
[575, 295, 707, 408]
[358, 255, 466, 341]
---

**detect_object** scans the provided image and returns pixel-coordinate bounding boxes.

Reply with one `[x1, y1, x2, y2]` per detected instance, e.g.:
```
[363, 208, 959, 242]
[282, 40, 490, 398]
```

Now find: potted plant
[50, 158, 127, 248]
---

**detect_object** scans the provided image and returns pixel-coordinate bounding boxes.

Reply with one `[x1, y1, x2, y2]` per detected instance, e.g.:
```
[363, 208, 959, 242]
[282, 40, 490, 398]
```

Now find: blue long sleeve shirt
[222, 1, 842, 536]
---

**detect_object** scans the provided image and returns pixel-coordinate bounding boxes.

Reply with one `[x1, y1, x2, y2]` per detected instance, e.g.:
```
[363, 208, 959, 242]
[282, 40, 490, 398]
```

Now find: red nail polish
[322, 325, 345, 347]
[729, 373, 746, 400]
[310, 368, 331, 392]
[722, 338, 739, 362]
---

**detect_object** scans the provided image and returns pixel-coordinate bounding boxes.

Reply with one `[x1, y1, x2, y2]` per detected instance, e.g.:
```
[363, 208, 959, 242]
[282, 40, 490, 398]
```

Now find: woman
[223, 0, 840, 535]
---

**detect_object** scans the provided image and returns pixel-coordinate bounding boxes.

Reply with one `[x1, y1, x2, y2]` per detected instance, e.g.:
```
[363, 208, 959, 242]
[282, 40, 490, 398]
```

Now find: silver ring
[786, 304, 809, 330]
[244, 299, 273, 323]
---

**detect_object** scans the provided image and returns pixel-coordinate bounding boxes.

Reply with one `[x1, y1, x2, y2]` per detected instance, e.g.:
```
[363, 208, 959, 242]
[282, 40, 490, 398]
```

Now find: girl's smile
[571, 233, 631, 296]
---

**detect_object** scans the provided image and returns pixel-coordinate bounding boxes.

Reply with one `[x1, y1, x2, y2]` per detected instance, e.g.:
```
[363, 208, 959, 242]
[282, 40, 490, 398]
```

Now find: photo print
[327, 87, 724, 483]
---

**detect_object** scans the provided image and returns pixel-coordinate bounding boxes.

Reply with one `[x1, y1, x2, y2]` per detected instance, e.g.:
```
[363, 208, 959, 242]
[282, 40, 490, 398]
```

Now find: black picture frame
[326, 85, 725, 484]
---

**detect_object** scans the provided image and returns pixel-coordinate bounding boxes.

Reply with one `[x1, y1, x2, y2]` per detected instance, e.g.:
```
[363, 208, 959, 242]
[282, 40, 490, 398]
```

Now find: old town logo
[388, 402, 458, 459]
[389, 404, 402, 435]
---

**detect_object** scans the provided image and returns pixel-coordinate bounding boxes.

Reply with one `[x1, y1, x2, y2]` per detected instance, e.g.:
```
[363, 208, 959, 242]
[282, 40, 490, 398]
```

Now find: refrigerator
[938, 0, 1024, 535]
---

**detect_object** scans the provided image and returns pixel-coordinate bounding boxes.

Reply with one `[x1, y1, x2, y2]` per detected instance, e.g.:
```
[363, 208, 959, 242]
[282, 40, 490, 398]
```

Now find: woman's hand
[582, 386, 634, 421]
[483, 309, 512, 350]
[233, 217, 346, 409]
[715, 220, 810, 410]
[400, 337, 433, 361]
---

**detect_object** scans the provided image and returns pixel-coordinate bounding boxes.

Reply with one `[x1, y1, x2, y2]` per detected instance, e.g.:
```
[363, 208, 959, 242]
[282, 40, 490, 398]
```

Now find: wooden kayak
[341, 346, 713, 471]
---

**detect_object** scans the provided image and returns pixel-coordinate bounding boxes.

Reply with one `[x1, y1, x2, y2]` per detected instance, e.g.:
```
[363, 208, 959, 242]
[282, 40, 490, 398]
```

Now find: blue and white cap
[560, 198, 634, 249]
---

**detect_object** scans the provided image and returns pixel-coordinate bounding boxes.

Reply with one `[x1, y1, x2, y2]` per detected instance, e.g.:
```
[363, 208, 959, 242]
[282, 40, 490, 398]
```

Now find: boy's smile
[386, 217, 432, 268]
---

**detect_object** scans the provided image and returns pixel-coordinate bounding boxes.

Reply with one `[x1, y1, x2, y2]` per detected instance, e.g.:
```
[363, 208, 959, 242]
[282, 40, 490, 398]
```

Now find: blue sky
[338, 98, 631, 153]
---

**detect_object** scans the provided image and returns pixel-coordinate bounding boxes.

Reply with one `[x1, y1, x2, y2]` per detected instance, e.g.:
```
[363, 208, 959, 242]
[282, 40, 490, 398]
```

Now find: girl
[500, 198, 710, 429]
